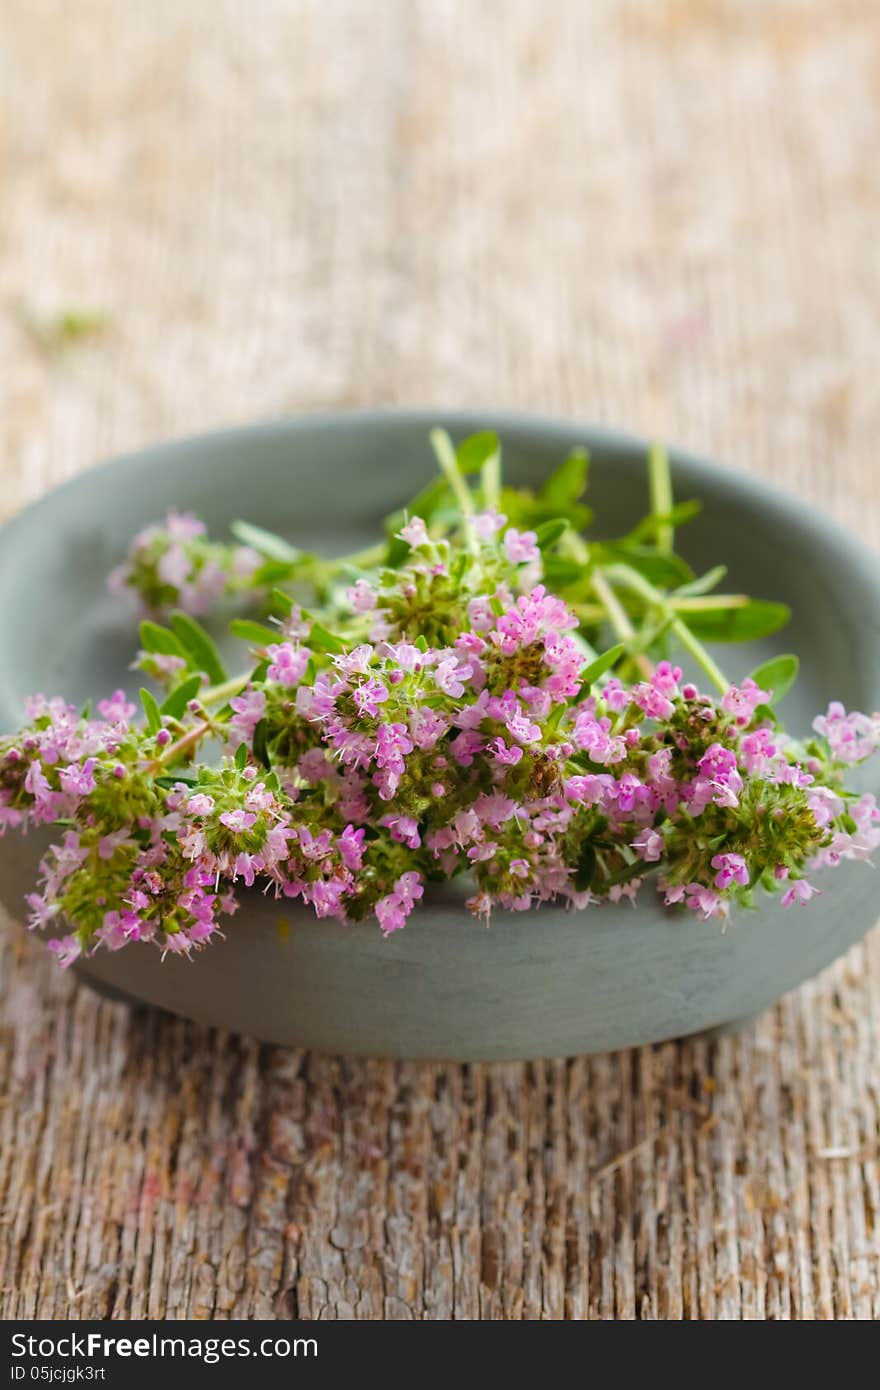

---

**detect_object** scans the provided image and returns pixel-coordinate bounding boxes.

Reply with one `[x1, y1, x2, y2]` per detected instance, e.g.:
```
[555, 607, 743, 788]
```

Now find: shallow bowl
[0, 410, 878, 1059]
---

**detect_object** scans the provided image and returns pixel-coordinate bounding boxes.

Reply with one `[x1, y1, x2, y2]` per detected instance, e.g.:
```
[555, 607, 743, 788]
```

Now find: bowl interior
[0, 411, 877, 742]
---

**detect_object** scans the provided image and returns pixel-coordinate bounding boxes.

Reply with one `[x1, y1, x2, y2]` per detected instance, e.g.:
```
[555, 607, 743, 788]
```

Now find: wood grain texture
[1, 0, 879, 1318]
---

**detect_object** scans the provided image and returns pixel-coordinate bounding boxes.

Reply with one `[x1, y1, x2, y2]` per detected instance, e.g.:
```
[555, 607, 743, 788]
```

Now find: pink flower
[710, 852, 749, 889]
[506, 711, 541, 745]
[651, 661, 682, 697]
[165, 510, 206, 542]
[812, 703, 879, 764]
[565, 774, 614, 808]
[375, 871, 424, 934]
[157, 545, 190, 589]
[467, 597, 496, 632]
[58, 758, 96, 798]
[347, 579, 377, 612]
[489, 737, 523, 766]
[434, 657, 472, 698]
[473, 793, 518, 828]
[97, 690, 136, 723]
[683, 883, 727, 920]
[450, 729, 484, 766]
[219, 809, 257, 833]
[399, 516, 429, 548]
[267, 642, 311, 688]
[306, 879, 348, 919]
[781, 879, 820, 908]
[572, 712, 626, 765]
[374, 722, 413, 774]
[48, 934, 82, 968]
[408, 707, 448, 750]
[394, 871, 424, 908]
[504, 528, 539, 564]
[613, 772, 643, 814]
[472, 510, 507, 539]
[354, 678, 389, 718]
[608, 879, 642, 906]
[229, 688, 266, 742]
[338, 825, 366, 871]
[601, 679, 631, 713]
[721, 678, 770, 725]
[632, 827, 664, 862]
[740, 727, 776, 774]
[630, 682, 674, 720]
[696, 743, 743, 807]
[807, 785, 843, 829]
[380, 813, 421, 849]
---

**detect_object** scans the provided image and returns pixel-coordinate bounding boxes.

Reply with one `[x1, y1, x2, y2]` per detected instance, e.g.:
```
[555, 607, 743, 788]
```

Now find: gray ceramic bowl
[0, 411, 878, 1060]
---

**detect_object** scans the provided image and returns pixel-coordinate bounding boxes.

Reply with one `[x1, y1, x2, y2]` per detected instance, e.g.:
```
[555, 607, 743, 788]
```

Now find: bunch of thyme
[2, 431, 877, 966]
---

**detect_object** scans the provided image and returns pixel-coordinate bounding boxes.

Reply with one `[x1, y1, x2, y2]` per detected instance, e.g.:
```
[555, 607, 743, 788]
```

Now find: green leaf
[154, 774, 198, 789]
[139, 688, 161, 735]
[234, 742, 248, 770]
[456, 430, 500, 475]
[230, 520, 300, 564]
[674, 565, 727, 598]
[229, 618, 279, 647]
[542, 555, 588, 588]
[578, 643, 625, 690]
[539, 446, 589, 508]
[573, 841, 597, 894]
[269, 587, 294, 617]
[170, 611, 227, 684]
[747, 653, 799, 704]
[252, 559, 299, 586]
[499, 486, 591, 531]
[685, 599, 791, 643]
[384, 535, 412, 567]
[534, 518, 570, 550]
[139, 620, 186, 658]
[308, 620, 346, 654]
[625, 500, 701, 545]
[597, 544, 692, 588]
[160, 674, 202, 720]
[252, 718, 271, 769]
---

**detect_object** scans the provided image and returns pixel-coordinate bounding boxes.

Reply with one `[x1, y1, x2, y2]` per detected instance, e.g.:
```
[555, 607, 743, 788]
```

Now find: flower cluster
[2, 431, 878, 966]
[109, 510, 261, 617]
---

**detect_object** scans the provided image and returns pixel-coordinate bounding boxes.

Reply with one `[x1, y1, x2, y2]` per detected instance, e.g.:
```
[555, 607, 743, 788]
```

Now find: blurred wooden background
[1, 0, 879, 1318]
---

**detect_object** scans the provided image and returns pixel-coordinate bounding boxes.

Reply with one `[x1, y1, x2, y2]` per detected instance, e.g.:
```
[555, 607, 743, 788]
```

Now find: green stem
[671, 619, 730, 695]
[603, 562, 730, 694]
[481, 446, 501, 511]
[200, 673, 250, 708]
[590, 570, 654, 679]
[575, 594, 750, 624]
[430, 428, 479, 553]
[333, 541, 387, 571]
[672, 594, 750, 611]
[648, 443, 673, 556]
[590, 570, 636, 643]
[152, 719, 213, 771]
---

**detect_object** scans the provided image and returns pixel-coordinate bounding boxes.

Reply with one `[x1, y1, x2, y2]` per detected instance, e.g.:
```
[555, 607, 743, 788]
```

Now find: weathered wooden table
[1, 0, 879, 1318]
